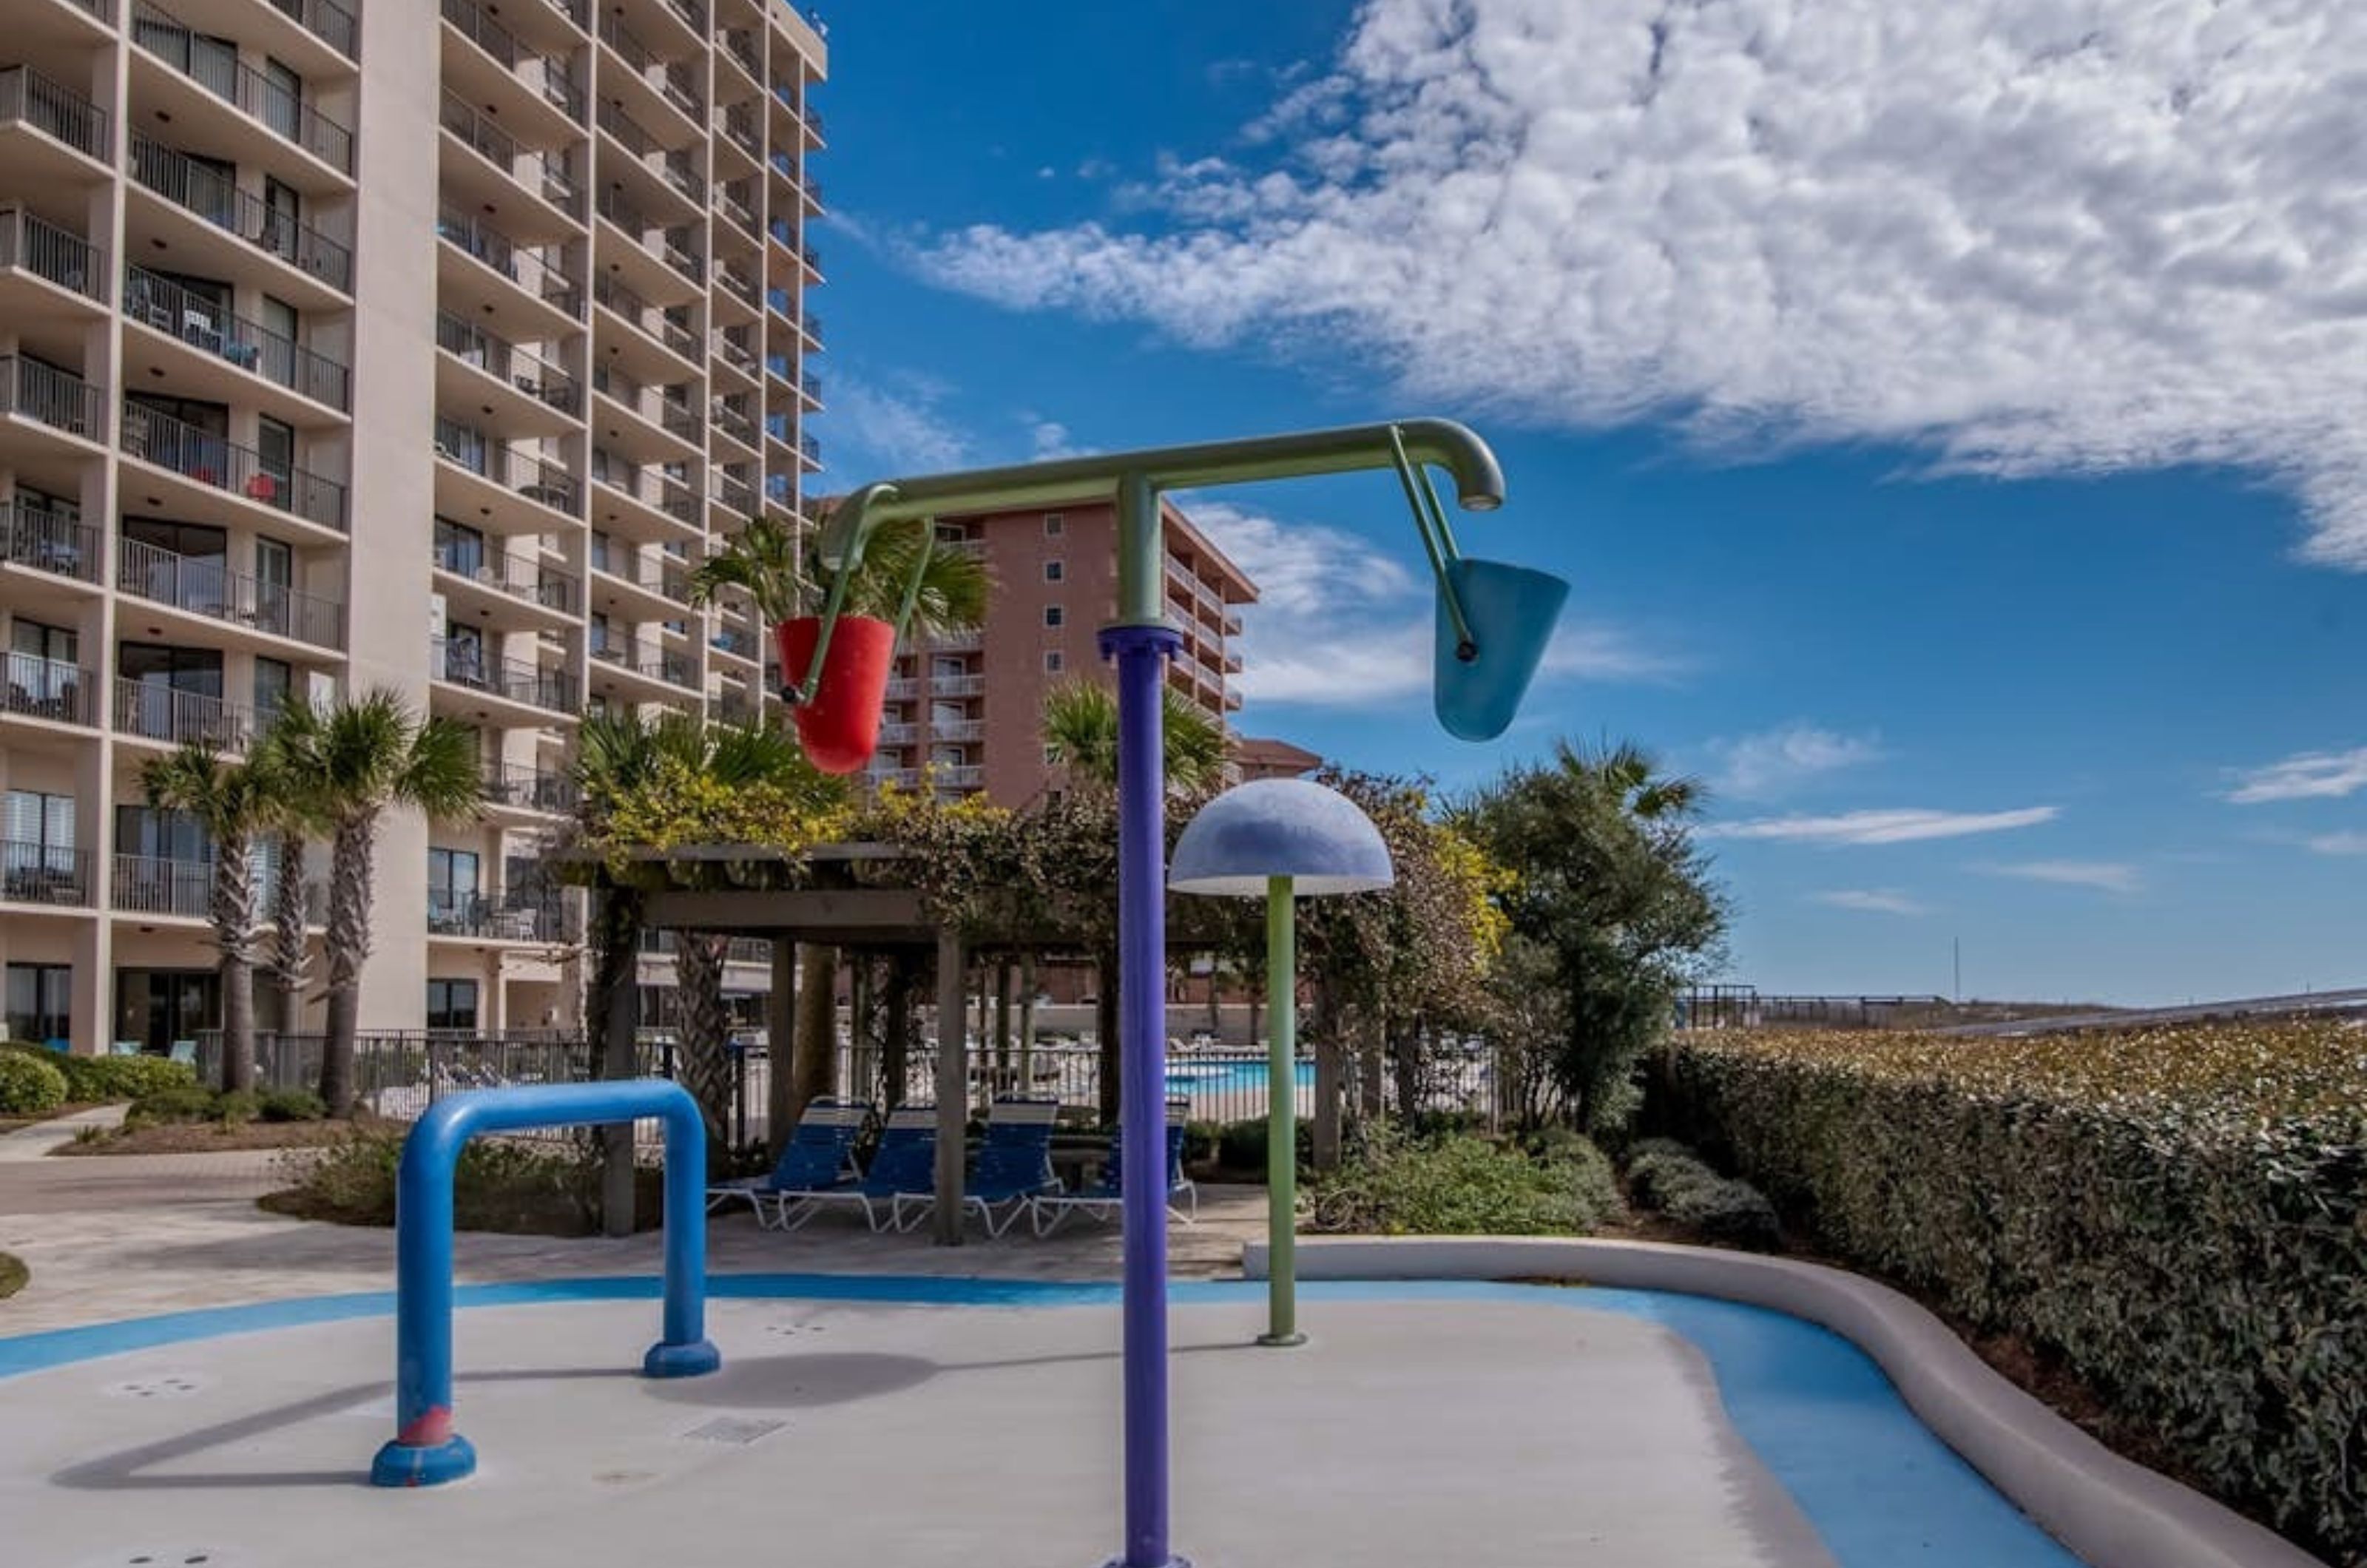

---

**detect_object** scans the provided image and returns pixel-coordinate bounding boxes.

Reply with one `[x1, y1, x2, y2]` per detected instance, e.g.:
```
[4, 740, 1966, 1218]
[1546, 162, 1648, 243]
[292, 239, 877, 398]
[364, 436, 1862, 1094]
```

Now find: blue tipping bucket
[1434, 558, 1570, 741]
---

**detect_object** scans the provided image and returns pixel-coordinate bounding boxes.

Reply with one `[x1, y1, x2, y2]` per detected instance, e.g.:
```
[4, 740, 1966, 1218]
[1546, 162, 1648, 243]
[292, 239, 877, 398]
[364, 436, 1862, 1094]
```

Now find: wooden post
[791, 942, 837, 1126]
[883, 953, 912, 1109]
[933, 926, 967, 1246]
[766, 938, 796, 1159]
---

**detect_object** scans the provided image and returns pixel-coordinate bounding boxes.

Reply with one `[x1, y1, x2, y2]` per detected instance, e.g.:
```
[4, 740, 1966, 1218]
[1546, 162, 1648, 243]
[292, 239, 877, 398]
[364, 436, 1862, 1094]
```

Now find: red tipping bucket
[776, 615, 895, 774]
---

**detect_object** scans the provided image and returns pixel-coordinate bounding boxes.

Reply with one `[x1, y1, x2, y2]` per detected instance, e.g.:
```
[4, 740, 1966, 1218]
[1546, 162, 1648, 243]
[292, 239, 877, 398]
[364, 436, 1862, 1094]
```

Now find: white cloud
[2304, 831, 2367, 855]
[1983, 859, 2143, 893]
[1709, 724, 1885, 798]
[1704, 806, 2059, 845]
[2226, 746, 2367, 803]
[1815, 889, 1930, 915]
[1187, 500, 1670, 709]
[1025, 418, 1088, 461]
[823, 379, 972, 475]
[919, 0, 2367, 567]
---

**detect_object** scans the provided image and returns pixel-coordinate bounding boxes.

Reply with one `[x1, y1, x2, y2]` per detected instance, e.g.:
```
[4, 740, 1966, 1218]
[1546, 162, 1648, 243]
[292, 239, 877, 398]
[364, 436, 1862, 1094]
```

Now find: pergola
[573, 842, 1118, 1247]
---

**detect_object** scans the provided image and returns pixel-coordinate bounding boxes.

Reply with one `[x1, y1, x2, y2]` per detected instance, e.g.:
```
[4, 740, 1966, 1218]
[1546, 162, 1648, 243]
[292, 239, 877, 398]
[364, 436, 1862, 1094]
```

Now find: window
[118, 642, 221, 697]
[260, 60, 303, 141]
[254, 655, 291, 716]
[4, 791, 75, 878]
[12, 619, 78, 666]
[427, 847, 480, 930]
[425, 979, 479, 1032]
[6, 963, 71, 1045]
[122, 517, 228, 613]
[263, 178, 301, 261]
[1044, 605, 1064, 628]
[256, 414, 294, 486]
[434, 517, 484, 576]
[1044, 650, 1064, 673]
[115, 802, 209, 862]
[1044, 513, 1064, 536]
[1044, 559, 1064, 583]
[929, 655, 965, 680]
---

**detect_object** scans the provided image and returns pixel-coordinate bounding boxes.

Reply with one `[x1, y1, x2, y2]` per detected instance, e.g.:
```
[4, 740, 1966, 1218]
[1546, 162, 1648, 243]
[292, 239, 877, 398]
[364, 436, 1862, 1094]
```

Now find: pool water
[1164, 1058, 1317, 1094]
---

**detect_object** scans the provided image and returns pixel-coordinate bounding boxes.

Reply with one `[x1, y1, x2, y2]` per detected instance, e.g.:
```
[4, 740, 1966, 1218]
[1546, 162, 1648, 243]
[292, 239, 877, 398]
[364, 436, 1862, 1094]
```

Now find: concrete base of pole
[1255, 1331, 1307, 1348]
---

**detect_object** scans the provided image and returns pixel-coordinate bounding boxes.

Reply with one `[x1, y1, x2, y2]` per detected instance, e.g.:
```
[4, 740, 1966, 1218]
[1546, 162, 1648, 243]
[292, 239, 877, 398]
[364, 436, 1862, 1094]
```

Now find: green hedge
[0, 1052, 67, 1116]
[0, 1044, 197, 1104]
[1309, 1126, 1623, 1236]
[1655, 1024, 2367, 1567]
[1623, 1138, 1779, 1250]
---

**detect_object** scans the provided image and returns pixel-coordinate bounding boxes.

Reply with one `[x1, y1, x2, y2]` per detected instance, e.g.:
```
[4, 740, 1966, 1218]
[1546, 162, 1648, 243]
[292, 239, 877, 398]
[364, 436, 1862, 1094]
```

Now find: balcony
[709, 624, 757, 661]
[589, 641, 697, 690]
[434, 309, 579, 419]
[931, 718, 985, 744]
[590, 362, 700, 453]
[436, 203, 582, 320]
[592, 271, 699, 363]
[720, 29, 760, 82]
[0, 208, 106, 306]
[716, 183, 757, 237]
[260, 0, 357, 61]
[595, 98, 704, 207]
[435, 640, 578, 714]
[929, 673, 986, 699]
[428, 891, 565, 941]
[129, 1, 355, 176]
[433, 532, 575, 615]
[125, 265, 351, 413]
[441, 91, 581, 223]
[127, 133, 352, 294]
[595, 186, 704, 288]
[590, 453, 700, 535]
[721, 109, 760, 162]
[434, 417, 579, 517]
[112, 853, 212, 918]
[1, 841, 90, 908]
[112, 677, 258, 749]
[711, 470, 754, 515]
[3, 653, 96, 727]
[0, 356, 104, 447]
[595, 9, 700, 128]
[479, 760, 576, 817]
[1, 501, 101, 588]
[711, 400, 759, 450]
[439, 0, 584, 124]
[116, 535, 345, 649]
[928, 765, 984, 791]
[0, 64, 109, 165]
[121, 399, 348, 533]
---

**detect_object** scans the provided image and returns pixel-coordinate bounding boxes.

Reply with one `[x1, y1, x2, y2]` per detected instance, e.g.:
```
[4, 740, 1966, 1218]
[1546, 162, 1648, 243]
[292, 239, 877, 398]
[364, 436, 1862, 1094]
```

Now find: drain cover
[101, 1375, 206, 1401]
[681, 1416, 785, 1445]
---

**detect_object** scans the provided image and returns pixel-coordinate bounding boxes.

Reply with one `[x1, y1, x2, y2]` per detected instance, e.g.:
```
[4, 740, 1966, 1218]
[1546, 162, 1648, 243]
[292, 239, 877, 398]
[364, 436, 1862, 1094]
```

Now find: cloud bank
[1703, 805, 2060, 845]
[922, 0, 2367, 565]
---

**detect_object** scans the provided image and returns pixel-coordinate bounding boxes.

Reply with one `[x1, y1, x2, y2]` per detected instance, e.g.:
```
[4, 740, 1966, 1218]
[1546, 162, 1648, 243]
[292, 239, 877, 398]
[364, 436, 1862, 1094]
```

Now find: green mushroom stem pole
[1261, 874, 1305, 1347]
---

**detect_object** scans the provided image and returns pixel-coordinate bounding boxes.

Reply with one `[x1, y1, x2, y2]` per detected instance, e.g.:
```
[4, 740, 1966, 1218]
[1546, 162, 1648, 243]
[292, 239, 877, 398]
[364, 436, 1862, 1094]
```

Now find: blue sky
[801, 0, 2366, 1005]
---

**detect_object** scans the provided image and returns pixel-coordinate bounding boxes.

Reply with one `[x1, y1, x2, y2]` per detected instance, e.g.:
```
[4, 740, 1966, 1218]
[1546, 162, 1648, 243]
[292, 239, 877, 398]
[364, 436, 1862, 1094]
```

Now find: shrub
[0, 1052, 68, 1116]
[257, 1088, 326, 1123]
[123, 1082, 223, 1127]
[1623, 1138, 1779, 1250]
[0, 1251, 24, 1300]
[1309, 1126, 1623, 1236]
[58, 1054, 196, 1102]
[1655, 1024, 2367, 1567]
[272, 1130, 646, 1235]
[1215, 1116, 1313, 1175]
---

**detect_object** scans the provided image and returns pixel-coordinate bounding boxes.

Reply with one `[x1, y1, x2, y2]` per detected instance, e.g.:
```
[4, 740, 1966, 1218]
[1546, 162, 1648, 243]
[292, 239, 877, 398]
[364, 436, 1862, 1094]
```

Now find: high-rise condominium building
[0, 0, 825, 1054]
[863, 499, 1257, 805]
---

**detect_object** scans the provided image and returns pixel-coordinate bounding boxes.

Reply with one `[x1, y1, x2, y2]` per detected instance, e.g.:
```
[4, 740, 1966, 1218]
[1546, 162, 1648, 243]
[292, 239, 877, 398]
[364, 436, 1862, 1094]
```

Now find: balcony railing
[130, 2, 355, 174]
[0, 65, 109, 161]
[1, 840, 90, 907]
[717, 184, 756, 234]
[594, 187, 705, 285]
[591, 271, 698, 357]
[113, 853, 212, 917]
[930, 673, 986, 698]
[434, 310, 578, 413]
[479, 761, 577, 816]
[722, 110, 760, 160]
[658, 0, 703, 33]
[112, 677, 257, 748]
[129, 133, 353, 293]
[720, 30, 760, 81]
[434, 640, 578, 714]
[433, 417, 580, 515]
[263, 0, 359, 61]
[439, 0, 583, 121]
[927, 765, 984, 790]
[433, 532, 575, 612]
[595, 99, 703, 203]
[712, 472, 754, 513]
[428, 891, 565, 941]
[591, 643, 696, 689]
[126, 265, 351, 411]
[709, 624, 756, 660]
[436, 203, 582, 317]
[712, 401, 758, 448]
[1, 502, 101, 585]
[590, 457, 700, 527]
[0, 209, 106, 303]
[440, 92, 579, 216]
[590, 362, 698, 439]
[121, 399, 348, 530]
[3, 653, 96, 726]
[117, 535, 345, 649]
[0, 356, 104, 442]
[715, 335, 757, 377]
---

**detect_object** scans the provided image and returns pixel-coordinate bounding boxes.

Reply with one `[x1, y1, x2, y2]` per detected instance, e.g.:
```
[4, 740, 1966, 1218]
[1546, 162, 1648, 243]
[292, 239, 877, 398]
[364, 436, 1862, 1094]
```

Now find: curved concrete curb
[1241, 1235, 2328, 1568]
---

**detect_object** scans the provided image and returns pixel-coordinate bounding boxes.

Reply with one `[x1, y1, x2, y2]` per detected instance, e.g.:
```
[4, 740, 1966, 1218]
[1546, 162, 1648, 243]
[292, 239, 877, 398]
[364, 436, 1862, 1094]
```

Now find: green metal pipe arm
[814, 416, 1505, 571]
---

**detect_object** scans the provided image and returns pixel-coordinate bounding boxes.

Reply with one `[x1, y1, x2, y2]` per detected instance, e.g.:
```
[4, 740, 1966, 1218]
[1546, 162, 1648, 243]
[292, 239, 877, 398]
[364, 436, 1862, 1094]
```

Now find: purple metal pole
[1099, 618, 1184, 1568]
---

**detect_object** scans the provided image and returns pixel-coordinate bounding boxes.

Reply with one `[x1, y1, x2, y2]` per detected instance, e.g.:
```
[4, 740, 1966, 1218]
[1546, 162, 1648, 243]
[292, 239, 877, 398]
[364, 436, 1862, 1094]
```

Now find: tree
[686, 513, 990, 636]
[1041, 680, 1229, 796]
[264, 790, 327, 1044]
[139, 744, 279, 1095]
[1459, 740, 1726, 1135]
[262, 691, 480, 1115]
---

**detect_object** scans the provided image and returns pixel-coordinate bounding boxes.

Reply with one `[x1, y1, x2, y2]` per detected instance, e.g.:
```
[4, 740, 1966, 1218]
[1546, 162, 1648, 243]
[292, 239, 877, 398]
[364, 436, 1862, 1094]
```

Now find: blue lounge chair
[1030, 1098, 1198, 1237]
[706, 1096, 871, 1229]
[802, 1104, 939, 1231]
[898, 1096, 1062, 1238]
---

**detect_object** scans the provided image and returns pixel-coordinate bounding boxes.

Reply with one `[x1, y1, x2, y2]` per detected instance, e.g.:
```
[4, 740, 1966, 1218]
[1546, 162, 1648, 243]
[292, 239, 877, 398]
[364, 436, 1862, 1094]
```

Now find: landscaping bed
[57, 1083, 345, 1156]
[261, 1129, 663, 1236]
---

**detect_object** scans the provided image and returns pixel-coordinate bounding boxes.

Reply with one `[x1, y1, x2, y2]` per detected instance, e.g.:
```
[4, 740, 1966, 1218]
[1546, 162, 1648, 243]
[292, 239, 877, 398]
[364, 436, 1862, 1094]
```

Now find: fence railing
[436, 203, 582, 317]
[434, 310, 578, 413]
[0, 207, 106, 302]
[0, 64, 109, 160]
[112, 852, 213, 916]
[263, 0, 359, 60]
[433, 416, 579, 513]
[427, 892, 567, 940]
[128, 132, 352, 293]
[591, 270, 698, 357]
[0, 356, 104, 442]
[126, 264, 351, 410]
[4, 654, 97, 726]
[2, 840, 91, 907]
[117, 535, 345, 649]
[480, 761, 577, 815]
[439, 91, 579, 216]
[1, 501, 101, 584]
[130, 1, 354, 172]
[113, 677, 259, 748]
[434, 640, 578, 714]
[433, 530, 575, 612]
[121, 399, 348, 530]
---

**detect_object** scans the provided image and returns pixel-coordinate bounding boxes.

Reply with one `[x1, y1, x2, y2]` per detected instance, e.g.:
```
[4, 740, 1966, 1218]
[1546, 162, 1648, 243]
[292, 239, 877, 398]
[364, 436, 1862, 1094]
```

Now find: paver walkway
[0, 1113, 1262, 1334]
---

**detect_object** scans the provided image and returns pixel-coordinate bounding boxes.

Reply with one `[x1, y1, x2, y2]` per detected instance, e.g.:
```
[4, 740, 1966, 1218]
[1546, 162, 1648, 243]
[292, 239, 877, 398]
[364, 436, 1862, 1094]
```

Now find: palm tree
[686, 513, 990, 639]
[1552, 738, 1704, 822]
[140, 744, 279, 1095]
[262, 690, 480, 1116]
[264, 792, 326, 1047]
[1041, 679, 1230, 795]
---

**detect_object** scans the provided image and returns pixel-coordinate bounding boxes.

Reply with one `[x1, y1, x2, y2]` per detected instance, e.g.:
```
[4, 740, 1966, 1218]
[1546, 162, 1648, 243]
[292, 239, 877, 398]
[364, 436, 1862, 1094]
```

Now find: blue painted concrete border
[0, 1273, 2086, 1567]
